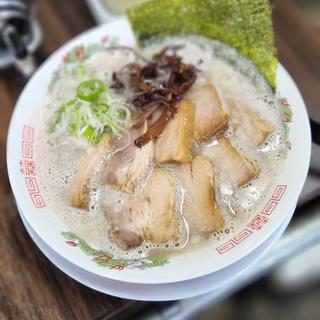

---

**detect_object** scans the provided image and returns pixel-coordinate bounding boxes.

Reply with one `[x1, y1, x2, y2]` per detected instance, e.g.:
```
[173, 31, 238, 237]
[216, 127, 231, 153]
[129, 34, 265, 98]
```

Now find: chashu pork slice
[103, 123, 154, 193]
[187, 84, 229, 144]
[203, 138, 260, 187]
[176, 155, 225, 235]
[70, 134, 115, 209]
[228, 98, 273, 147]
[155, 99, 195, 163]
[107, 168, 180, 249]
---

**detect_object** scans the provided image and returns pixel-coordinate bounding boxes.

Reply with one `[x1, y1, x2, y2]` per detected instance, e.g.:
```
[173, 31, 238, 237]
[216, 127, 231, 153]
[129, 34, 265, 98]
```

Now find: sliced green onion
[82, 126, 99, 144]
[104, 118, 122, 135]
[76, 79, 106, 102]
[67, 108, 83, 136]
[94, 102, 110, 119]
[49, 98, 77, 133]
[49, 78, 134, 145]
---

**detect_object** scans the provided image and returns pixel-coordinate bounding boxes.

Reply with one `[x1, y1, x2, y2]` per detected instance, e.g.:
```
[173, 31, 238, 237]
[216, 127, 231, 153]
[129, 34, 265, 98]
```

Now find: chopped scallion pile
[49, 79, 133, 145]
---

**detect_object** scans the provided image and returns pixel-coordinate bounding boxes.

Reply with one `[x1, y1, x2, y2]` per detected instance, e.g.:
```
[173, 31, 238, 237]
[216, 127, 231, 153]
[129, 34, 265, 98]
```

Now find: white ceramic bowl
[18, 201, 295, 300]
[7, 18, 311, 285]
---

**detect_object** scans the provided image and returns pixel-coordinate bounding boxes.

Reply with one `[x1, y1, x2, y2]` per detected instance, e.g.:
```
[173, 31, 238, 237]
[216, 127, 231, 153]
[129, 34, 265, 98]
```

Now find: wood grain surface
[0, 0, 319, 319]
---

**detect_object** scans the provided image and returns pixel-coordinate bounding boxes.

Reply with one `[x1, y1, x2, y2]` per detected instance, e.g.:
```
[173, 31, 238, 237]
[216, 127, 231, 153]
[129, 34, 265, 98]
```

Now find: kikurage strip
[110, 46, 197, 147]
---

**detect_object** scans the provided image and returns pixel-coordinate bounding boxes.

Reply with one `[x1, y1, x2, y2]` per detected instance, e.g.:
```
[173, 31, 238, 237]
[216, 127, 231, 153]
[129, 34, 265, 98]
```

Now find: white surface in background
[271, 199, 320, 292]
[272, 242, 320, 290]
[86, 0, 121, 24]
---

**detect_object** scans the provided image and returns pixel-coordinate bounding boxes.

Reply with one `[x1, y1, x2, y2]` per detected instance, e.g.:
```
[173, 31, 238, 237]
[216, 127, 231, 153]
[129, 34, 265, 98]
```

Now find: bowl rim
[6, 17, 311, 284]
[18, 202, 296, 300]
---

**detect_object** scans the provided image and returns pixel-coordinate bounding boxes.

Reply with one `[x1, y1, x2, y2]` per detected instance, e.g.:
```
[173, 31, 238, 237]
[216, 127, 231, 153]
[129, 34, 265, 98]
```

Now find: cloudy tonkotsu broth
[35, 36, 286, 260]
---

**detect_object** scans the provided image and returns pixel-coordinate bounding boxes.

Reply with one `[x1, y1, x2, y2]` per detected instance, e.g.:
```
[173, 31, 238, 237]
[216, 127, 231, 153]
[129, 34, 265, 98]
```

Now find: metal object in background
[0, 0, 41, 77]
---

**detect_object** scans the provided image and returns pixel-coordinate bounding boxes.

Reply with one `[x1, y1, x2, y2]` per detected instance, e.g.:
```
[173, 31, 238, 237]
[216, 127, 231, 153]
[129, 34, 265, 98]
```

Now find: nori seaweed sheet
[127, 0, 278, 88]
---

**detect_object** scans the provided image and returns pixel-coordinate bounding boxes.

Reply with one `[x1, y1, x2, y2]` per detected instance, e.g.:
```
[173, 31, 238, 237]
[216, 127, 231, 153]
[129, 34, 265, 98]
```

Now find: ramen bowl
[18, 201, 296, 301]
[7, 18, 311, 285]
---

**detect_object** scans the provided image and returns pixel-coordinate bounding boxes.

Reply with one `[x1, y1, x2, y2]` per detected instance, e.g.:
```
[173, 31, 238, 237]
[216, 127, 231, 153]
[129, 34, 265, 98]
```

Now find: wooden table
[0, 0, 319, 319]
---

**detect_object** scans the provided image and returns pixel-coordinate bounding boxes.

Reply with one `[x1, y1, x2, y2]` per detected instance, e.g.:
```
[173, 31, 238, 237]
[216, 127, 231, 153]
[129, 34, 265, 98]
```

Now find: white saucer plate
[18, 203, 295, 301]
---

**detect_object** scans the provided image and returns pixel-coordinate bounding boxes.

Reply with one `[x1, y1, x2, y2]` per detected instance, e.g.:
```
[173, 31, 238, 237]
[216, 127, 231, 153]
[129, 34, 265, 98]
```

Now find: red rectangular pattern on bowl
[19, 125, 45, 208]
[216, 184, 287, 254]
